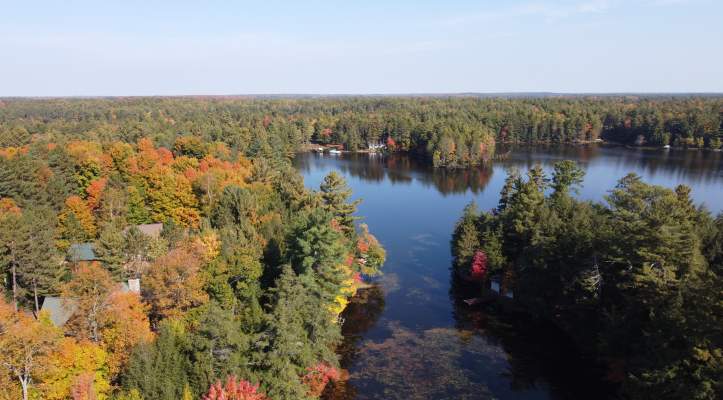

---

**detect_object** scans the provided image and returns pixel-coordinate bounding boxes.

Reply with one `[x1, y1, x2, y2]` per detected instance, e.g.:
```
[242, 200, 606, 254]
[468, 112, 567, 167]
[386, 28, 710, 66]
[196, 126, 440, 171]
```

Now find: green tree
[123, 320, 190, 400]
[95, 221, 127, 280]
[451, 202, 480, 269]
[320, 172, 359, 238]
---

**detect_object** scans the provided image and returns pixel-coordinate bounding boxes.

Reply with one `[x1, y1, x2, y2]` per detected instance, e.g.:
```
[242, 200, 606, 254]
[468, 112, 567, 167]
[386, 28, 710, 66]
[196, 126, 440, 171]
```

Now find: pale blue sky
[1, 0, 721, 95]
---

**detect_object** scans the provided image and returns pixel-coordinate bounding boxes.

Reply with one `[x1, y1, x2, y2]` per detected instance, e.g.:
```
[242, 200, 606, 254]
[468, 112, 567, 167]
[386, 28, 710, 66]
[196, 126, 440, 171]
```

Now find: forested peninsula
[1, 96, 721, 169]
[0, 135, 385, 399]
[452, 162, 722, 399]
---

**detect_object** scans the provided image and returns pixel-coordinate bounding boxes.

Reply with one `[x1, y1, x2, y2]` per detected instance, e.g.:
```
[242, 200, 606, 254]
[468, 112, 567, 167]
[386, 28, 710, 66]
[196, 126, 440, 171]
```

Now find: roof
[40, 297, 78, 326]
[124, 223, 163, 239]
[41, 280, 139, 326]
[68, 243, 98, 262]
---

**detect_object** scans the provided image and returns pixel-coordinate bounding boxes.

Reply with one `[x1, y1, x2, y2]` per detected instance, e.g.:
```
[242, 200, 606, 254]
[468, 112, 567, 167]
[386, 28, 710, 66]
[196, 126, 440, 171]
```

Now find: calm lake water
[293, 145, 723, 400]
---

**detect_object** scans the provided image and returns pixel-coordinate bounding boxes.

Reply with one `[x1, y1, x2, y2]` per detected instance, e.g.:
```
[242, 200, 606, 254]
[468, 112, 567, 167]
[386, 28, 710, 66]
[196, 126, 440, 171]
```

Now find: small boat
[663, 145, 671, 149]
[329, 149, 342, 155]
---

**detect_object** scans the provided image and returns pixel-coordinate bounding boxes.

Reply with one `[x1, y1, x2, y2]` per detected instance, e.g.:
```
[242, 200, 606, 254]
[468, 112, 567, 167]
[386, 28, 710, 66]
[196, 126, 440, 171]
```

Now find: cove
[293, 144, 723, 400]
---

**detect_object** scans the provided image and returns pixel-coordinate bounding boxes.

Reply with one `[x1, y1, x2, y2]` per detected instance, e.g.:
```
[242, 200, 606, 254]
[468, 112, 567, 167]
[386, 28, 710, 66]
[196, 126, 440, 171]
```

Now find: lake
[293, 144, 723, 400]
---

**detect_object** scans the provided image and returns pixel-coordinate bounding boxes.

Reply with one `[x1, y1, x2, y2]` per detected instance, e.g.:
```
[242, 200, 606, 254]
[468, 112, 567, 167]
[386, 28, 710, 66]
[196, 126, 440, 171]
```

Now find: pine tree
[320, 172, 359, 238]
[551, 160, 585, 199]
[451, 202, 480, 268]
[95, 221, 127, 280]
[123, 320, 190, 400]
[497, 167, 520, 212]
[288, 209, 347, 303]
[126, 186, 150, 225]
[1, 208, 62, 313]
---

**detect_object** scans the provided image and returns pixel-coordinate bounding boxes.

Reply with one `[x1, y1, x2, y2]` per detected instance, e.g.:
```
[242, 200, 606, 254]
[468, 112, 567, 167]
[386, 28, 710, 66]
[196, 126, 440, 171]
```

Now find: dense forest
[452, 163, 722, 399]
[1, 96, 721, 169]
[0, 136, 385, 399]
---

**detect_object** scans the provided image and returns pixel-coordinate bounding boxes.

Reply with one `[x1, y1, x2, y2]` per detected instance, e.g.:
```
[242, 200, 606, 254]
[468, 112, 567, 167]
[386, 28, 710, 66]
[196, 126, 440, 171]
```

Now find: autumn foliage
[302, 363, 341, 397]
[202, 376, 267, 400]
[470, 250, 487, 281]
[142, 243, 208, 321]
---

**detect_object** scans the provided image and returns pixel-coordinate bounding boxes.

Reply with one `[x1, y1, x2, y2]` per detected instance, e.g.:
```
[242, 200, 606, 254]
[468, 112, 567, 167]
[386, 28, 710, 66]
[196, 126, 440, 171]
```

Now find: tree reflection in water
[447, 275, 615, 400]
[324, 285, 385, 400]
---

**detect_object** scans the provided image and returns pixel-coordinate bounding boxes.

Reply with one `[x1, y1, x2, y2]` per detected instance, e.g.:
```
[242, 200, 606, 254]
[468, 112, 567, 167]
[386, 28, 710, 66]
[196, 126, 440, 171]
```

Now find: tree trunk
[19, 375, 28, 400]
[12, 263, 18, 312]
[33, 279, 40, 317]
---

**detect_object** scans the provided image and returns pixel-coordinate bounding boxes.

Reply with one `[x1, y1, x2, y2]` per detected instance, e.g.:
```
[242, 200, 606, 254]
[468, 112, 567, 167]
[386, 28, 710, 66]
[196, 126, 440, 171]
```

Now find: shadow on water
[448, 277, 616, 400]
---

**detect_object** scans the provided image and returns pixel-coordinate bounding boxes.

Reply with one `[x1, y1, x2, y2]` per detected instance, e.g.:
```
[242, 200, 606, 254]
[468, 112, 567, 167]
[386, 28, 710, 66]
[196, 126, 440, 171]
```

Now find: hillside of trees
[1, 96, 720, 169]
[0, 136, 385, 399]
[452, 163, 722, 399]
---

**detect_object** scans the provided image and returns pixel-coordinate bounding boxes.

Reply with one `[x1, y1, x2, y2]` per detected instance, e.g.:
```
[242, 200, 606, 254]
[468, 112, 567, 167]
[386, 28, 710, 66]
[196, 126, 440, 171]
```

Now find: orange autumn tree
[0, 298, 61, 400]
[61, 262, 116, 342]
[142, 243, 209, 322]
[0, 197, 21, 216]
[100, 291, 154, 378]
[85, 177, 108, 210]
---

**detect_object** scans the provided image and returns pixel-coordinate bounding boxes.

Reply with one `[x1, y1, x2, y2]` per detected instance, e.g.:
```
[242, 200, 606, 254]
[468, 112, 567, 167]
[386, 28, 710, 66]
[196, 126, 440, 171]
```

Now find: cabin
[68, 243, 100, 263]
[123, 222, 163, 239]
[40, 278, 141, 327]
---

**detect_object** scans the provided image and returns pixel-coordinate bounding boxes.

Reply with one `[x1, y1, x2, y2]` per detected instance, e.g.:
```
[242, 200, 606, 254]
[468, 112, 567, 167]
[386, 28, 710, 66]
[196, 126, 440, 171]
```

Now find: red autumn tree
[202, 376, 266, 400]
[470, 250, 487, 281]
[302, 363, 341, 397]
[386, 136, 396, 150]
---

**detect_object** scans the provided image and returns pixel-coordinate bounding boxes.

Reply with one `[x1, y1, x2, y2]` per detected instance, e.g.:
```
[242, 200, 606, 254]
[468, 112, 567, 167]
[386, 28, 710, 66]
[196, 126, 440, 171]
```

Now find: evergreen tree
[95, 221, 127, 280]
[320, 172, 359, 238]
[551, 160, 585, 198]
[451, 202, 480, 269]
[186, 303, 252, 397]
[124, 320, 191, 400]
[288, 209, 347, 303]
[1, 208, 62, 313]
[126, 186, 150, 225]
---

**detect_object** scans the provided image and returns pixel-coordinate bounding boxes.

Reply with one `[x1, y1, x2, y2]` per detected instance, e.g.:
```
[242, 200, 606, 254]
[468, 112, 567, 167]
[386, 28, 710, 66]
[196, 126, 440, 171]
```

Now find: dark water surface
[293, 145, 723, 400]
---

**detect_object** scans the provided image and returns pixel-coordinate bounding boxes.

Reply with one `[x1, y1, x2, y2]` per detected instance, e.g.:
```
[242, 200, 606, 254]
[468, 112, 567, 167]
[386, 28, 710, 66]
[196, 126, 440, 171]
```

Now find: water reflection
[324, 285, 386, 400]
[499, 144, 723, 184]
[448, 277, 613, 400]
[294, 153, 494, 195]
[296, 144, 723, 212]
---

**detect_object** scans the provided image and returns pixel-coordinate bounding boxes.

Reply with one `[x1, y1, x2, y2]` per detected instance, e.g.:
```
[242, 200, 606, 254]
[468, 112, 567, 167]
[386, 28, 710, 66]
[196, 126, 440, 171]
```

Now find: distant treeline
[1, 96, 721, 168]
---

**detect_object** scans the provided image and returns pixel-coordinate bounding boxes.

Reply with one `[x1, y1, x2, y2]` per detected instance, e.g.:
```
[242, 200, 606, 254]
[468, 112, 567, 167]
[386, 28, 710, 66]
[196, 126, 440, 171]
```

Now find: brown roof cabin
[123, 223, 163, 239]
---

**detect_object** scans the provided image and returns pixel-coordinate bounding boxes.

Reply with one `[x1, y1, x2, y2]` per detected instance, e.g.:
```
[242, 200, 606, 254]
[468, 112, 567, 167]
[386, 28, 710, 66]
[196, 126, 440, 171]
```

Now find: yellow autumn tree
[0, 299, 61, 400]
[58, 195, 97, 245]
[38, 338, 111, 400]
[144, 165, 199, 227]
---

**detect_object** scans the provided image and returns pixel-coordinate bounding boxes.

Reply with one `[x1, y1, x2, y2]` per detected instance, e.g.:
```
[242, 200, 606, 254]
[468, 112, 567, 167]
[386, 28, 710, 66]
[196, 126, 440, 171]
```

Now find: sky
[1, 0, 722, 96]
